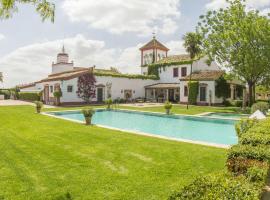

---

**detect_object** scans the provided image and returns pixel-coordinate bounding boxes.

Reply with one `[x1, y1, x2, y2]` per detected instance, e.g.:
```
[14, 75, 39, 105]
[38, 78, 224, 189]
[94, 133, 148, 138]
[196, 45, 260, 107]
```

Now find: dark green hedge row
[19, 92, 41, 101]
[228, 145, 270, 162]
[240, 134, 270, 146]
[0, 89, 11, 99]
[168, 173, 263, 200]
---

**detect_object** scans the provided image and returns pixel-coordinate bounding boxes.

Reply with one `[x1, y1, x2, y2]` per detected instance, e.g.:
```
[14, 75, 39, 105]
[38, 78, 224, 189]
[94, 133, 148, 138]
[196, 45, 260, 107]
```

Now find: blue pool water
[204, 112, 248, 120]
[49, 110, 238, 146]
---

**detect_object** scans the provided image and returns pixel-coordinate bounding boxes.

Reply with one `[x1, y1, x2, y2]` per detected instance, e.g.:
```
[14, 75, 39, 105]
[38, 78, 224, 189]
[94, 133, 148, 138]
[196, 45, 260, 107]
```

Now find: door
[168, 89, 174, 102]
[200, 86, 207, 102]
[97, 88, 103, 102]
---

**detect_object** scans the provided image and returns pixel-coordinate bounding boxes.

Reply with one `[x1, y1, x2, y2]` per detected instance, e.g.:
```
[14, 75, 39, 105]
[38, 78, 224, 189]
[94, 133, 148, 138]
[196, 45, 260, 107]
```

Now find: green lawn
[0, 106, 227, 200]
[44, 104, 237, 115]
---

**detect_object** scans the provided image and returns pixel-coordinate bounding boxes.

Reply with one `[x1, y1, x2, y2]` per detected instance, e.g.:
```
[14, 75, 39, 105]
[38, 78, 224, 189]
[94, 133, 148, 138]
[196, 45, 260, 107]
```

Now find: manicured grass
[44, 104, 237, 115]
[0, 106, 227, 199]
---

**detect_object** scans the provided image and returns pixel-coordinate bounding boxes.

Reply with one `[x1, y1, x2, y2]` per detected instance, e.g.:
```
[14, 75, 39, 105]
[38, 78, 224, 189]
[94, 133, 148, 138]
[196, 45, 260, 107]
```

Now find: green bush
[234, 100, 243, 107]
[34, 101, 43, 113]
[19, 92, 40, 101]
[240, 133, 270, 146]
[235, 118, 258, 138]
[164, 101, 173, 114]
[53, 91, 62, 98]
[105, 98, 113, 109]
[168, 173, 262, 200]
[0, 89, 11, 99]
[246, 166, 268, 182]
[188, 81, 199, 105]
[227, 145, 270, 162]
[251, 102, 269, 114]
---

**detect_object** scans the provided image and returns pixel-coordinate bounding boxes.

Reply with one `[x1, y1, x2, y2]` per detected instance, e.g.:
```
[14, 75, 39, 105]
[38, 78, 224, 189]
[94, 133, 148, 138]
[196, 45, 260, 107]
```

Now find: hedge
[251, 102, 269, 114]
[0, 89, 11, 99]
[188, 81, 199, 105]
[19, 92, 41, 101]
[93, 71, 159, 80]
[168, 173, 263, 200]
[240, 133, 270, 146]
[227, 145, 270, 162]
[235, 118, 258, 138]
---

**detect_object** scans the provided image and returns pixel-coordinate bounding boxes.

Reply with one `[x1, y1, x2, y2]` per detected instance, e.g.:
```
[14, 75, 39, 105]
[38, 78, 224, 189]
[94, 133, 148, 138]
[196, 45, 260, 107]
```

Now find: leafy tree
[0, 72, 3, 82]
[77, 72, 96, 103]
[215, 76, 230, 101]
[183, 32, 202, 109]
[197, 0, 270, 106]
[0, 0, 55, 22]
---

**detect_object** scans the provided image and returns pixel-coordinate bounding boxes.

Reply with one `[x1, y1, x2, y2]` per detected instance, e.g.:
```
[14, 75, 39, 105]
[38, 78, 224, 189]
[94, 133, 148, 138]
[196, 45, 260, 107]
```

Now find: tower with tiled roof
[52, 46, 74, 74]
[139, 35, 169, 67]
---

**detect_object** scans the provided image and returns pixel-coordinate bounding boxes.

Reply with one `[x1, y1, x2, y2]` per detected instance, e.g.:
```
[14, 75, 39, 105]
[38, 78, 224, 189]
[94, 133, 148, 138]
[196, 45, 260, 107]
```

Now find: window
[173, 68, 179, 77]
[181, 67, 187, 77]
[50, 85, 53, 93]
[67, 85, 73, 93]
[184, 86, 188, 97]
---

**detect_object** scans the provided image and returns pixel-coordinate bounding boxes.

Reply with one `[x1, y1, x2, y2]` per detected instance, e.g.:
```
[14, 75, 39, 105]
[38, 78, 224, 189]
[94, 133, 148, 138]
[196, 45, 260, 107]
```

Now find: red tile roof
[180, 70, 225, 81]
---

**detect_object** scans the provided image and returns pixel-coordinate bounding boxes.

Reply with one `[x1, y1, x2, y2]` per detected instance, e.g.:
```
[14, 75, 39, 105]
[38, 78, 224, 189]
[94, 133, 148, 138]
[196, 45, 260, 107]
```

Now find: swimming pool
[46, 110, 238, 147]
[203, 112, 248, 120]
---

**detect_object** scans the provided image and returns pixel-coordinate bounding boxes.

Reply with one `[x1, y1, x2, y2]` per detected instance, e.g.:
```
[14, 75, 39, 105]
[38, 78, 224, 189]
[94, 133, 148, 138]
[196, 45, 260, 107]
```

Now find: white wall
[52, 63, 74, 74]
[180, 80, 223, 104]
[159, 64, 190, 83]
[59, 76, 158, 103]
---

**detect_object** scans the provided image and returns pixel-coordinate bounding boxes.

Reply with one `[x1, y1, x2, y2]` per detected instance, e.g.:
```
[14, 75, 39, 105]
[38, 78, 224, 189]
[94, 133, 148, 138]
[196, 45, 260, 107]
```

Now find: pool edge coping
[41, 110, 231, 149]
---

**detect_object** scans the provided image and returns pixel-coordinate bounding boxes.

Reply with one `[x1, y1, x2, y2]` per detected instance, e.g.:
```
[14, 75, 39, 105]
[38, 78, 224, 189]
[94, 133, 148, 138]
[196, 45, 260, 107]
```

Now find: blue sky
[0, 0, 269, 87]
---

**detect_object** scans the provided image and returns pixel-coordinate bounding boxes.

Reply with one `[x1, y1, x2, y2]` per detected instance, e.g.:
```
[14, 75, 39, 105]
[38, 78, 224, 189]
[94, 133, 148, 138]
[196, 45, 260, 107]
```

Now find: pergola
[145, 83, 180, 102]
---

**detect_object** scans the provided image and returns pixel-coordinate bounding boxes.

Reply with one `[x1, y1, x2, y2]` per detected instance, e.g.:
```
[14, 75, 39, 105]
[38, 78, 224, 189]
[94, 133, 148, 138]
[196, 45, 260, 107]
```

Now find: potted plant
[34, 101, 43, 113]
[105, 98, 113, 110]
[82, 108, 95, 125]
[164, 101, 173, 115]
[53, 90, 62, 106]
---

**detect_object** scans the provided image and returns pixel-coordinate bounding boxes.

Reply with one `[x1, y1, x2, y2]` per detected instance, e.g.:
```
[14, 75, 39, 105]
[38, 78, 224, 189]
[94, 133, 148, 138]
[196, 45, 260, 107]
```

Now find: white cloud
[0, 35, 185, 87]
[206, 0, 270, 10]
[0, 34, 5, 41]
[62, 0, 181, 36]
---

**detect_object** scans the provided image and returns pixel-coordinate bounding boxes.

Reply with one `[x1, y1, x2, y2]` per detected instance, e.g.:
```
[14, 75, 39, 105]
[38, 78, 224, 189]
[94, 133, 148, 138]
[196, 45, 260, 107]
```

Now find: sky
[0, 0, 269, 88]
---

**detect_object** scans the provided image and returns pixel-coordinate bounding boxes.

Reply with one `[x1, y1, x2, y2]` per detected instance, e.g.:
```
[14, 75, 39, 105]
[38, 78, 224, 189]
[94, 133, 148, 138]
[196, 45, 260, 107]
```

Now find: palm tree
[183, 32, 202, 109]
[0, 0, 55, 22]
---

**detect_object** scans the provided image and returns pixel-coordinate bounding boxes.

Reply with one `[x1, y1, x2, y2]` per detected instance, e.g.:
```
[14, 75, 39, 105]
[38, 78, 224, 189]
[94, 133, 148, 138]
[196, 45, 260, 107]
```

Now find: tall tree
[183, 32, 202, 109]
[0, 0, 55, 22]
[197, 0, 270, 106]
[0, 72, 3, 82]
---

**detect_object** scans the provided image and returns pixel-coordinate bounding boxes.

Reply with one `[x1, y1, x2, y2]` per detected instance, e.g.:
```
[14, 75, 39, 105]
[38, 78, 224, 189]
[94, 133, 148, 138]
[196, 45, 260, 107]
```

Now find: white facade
[56, 76, 158, 103]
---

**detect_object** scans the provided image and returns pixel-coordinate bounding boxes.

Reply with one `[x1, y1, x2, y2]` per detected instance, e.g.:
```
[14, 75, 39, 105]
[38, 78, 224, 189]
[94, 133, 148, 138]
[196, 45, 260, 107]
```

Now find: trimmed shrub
[0, 89, 11, 99]
[240, 133, 270, 146]
[246, 166, 268, 182]
[235, 118, 258, 138]
[234, 100, 243, 107]
[164, 101, 173, 115]
[251, 102, 269, 114]
[227, 157, 268, 175]
[19, 92, 40, 101]
[227, 145, 270, 162]
[82, 108, 95, 125]
[168, 173, 262, 200]
[188, 81, 198, 105]
[105, 98, 113, 109]
[34, 101, 43, 113]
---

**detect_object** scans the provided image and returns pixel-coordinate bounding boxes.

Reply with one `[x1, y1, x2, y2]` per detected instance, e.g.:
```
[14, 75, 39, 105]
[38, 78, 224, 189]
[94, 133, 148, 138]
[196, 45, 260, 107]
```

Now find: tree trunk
[252, 85, 256, 103]
[187, 62, 193, 110]
[248, 82, 254, 107]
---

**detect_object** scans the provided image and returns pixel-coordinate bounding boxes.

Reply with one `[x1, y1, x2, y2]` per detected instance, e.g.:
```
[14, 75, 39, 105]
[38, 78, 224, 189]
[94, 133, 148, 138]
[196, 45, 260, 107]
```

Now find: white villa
[20, 37, 241, 106]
